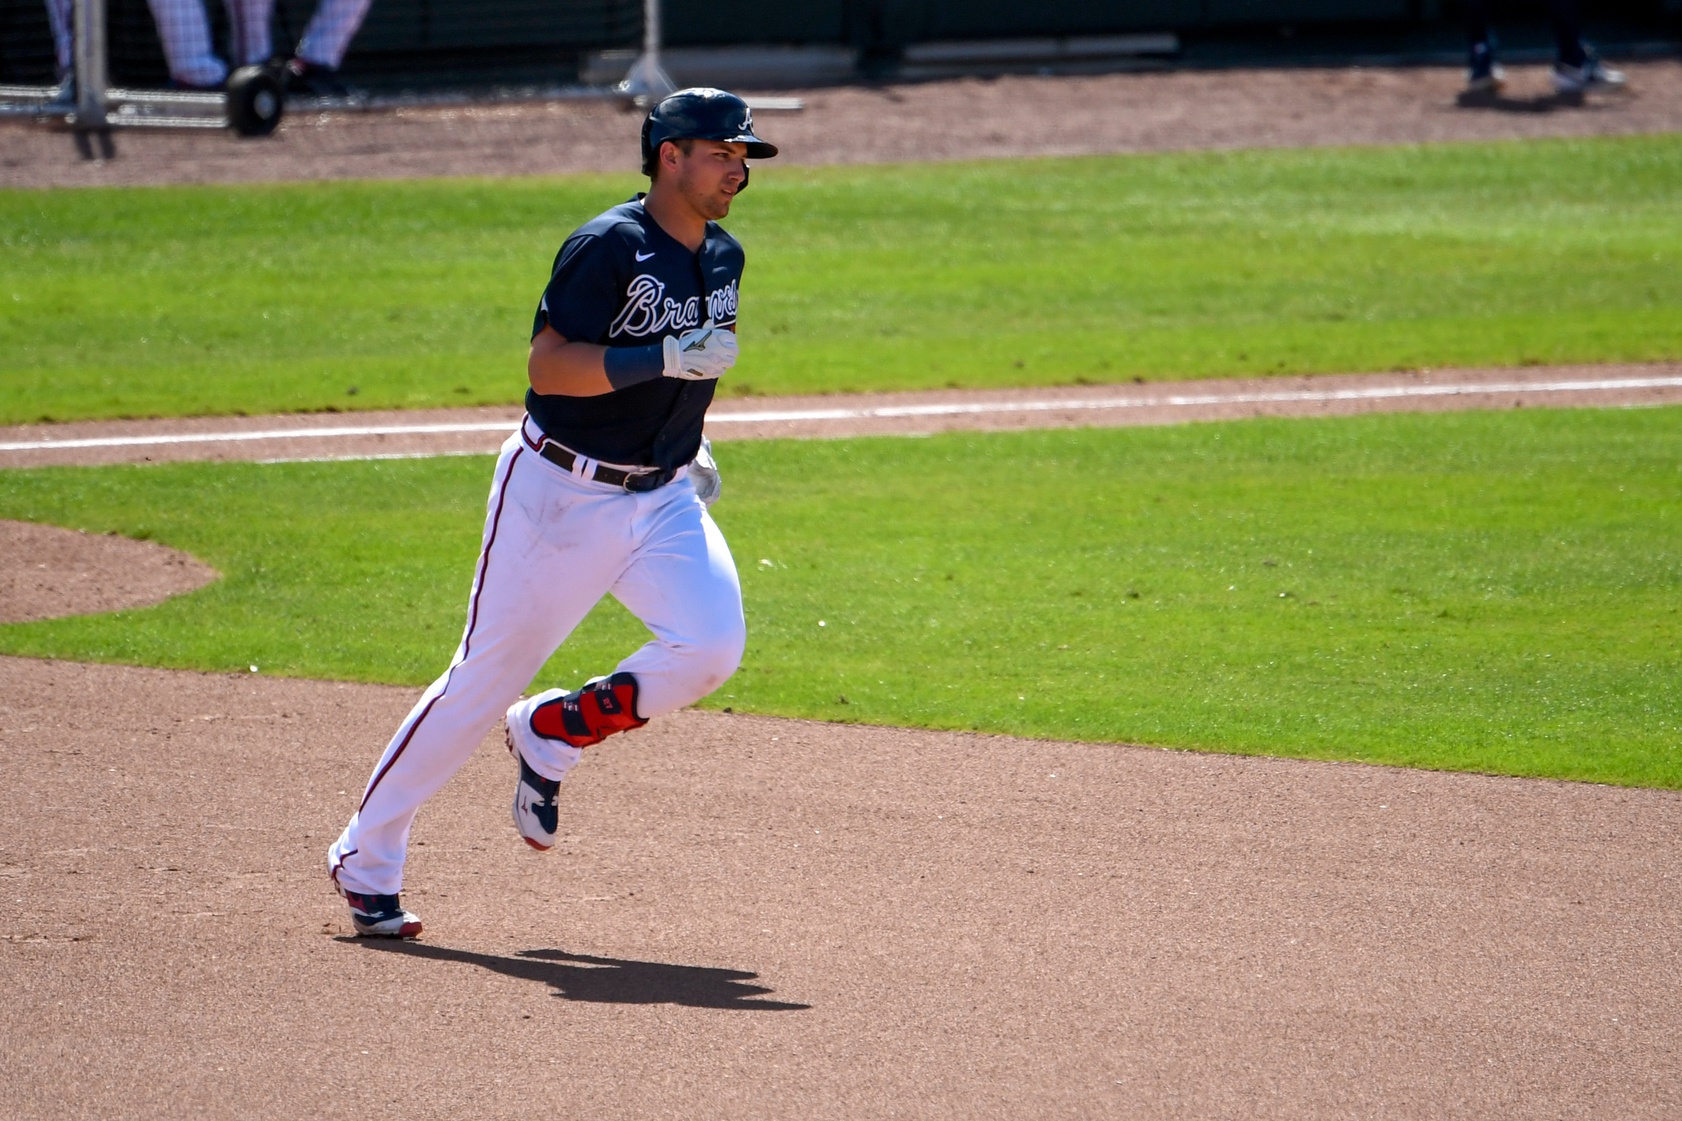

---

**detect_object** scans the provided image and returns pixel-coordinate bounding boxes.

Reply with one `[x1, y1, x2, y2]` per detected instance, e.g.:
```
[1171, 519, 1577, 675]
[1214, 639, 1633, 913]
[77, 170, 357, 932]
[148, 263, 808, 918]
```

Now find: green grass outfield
[2, 406, 1677, 787]
[2, 133, 1679, 424]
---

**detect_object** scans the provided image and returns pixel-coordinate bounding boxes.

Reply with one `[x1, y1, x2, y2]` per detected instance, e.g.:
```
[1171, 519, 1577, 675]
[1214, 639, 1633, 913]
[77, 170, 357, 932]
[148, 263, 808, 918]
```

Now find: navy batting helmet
[640, 87, 779, 178]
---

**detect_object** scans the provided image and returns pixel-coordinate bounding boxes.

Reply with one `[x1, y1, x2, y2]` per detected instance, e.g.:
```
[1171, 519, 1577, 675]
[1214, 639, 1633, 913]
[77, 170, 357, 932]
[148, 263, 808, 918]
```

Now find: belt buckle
[622, 469, 668, 493]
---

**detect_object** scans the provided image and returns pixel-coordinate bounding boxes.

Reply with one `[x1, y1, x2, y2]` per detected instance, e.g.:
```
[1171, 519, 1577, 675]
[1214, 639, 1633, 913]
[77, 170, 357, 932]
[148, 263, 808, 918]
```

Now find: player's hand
[661, 319, 738, 381]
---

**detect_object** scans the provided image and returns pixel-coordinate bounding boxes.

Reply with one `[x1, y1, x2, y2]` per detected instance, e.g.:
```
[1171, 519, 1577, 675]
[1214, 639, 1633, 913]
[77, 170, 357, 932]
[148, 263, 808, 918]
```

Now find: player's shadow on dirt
[352, 940, 810, 1011]
[1453, 89, 1600, 113]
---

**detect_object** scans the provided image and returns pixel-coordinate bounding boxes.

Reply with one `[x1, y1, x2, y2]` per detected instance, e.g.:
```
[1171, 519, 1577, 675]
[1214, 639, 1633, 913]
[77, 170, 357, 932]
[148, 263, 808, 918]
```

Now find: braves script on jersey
[529, 198, 746, 471]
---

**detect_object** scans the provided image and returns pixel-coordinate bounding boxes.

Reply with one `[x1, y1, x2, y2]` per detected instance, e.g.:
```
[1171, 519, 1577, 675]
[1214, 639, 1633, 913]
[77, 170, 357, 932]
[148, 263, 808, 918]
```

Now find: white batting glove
[662, 319, 738, 381]
[689, 436, 721, 506]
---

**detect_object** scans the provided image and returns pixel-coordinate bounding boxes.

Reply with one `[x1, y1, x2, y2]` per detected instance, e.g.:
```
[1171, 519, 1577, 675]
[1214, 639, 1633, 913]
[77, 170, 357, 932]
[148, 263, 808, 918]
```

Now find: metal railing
[0, 0, 660, 134]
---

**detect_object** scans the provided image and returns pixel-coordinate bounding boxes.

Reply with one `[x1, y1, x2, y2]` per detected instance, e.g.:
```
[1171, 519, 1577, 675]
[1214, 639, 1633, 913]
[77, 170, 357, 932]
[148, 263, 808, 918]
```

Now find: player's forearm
[527, 333, 613, 397]
[529, 322, 738, 397]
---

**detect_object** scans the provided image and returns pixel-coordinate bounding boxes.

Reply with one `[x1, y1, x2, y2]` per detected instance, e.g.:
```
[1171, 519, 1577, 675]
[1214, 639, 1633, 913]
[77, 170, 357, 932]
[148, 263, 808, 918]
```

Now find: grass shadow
[347, 939, 811, 1011]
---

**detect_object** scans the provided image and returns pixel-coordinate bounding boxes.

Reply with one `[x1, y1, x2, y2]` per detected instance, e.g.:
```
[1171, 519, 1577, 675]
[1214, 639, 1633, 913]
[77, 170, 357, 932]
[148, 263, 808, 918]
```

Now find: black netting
[0, 0, 642, 87]
[7, 2, 1671, 93]
[0, 0, 58, 82]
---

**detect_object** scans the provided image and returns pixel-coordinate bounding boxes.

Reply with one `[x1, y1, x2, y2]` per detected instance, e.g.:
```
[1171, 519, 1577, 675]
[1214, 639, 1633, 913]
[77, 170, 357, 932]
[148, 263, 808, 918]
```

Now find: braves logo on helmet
[640, 87, 780, 178]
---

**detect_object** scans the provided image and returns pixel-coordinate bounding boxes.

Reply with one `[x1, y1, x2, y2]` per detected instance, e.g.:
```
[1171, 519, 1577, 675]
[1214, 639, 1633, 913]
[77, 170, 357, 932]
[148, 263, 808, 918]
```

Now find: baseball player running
[327, 88, 777, 937]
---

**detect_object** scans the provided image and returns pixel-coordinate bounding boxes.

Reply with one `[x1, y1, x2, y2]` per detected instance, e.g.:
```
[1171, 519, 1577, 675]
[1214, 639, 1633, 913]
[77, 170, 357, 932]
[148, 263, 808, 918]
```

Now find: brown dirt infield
[2, 60, 1680, 188]
[4, 64, 1682, 1119]
[4, 654, 1681, 1119]
[0, 519, 217, 623]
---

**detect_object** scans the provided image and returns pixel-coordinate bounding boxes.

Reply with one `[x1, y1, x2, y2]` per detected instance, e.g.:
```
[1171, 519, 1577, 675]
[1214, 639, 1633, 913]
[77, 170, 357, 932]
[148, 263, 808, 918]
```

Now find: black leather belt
[535, 438, 674, 492]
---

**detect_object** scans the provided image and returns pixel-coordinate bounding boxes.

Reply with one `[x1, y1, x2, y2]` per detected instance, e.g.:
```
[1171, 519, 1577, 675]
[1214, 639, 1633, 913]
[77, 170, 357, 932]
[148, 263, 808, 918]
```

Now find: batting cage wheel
[226, 66, 286, 137]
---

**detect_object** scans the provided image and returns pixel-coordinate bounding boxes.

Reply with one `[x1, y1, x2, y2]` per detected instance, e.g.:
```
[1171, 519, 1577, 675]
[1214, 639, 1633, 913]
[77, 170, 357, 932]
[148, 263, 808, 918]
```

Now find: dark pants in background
[1463, 0, 1587, 65]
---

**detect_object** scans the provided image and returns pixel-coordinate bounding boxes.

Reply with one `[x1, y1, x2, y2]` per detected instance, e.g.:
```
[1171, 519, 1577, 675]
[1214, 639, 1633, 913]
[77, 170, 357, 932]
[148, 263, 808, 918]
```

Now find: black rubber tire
[226, 65, 285, 137]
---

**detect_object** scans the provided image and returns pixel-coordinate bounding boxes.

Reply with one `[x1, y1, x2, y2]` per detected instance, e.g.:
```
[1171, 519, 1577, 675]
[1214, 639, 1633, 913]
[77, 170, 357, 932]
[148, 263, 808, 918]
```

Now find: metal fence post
[618, 0, 676, 102]
[72, 0, 108, 129]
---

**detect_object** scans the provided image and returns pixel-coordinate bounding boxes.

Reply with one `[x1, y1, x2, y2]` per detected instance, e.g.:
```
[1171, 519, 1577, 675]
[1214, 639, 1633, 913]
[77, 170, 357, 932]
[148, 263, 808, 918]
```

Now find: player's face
[671, 140, 749, 220]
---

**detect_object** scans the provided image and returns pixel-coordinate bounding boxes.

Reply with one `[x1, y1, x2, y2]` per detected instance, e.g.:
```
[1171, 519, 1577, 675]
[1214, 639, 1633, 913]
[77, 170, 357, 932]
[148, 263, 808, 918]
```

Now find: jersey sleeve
[531, 231, 626, 343]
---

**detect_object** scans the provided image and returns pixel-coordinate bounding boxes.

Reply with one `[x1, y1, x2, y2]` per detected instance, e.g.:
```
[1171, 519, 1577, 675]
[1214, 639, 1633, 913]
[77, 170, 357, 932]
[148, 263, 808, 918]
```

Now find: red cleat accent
[529, 673, 648, 747]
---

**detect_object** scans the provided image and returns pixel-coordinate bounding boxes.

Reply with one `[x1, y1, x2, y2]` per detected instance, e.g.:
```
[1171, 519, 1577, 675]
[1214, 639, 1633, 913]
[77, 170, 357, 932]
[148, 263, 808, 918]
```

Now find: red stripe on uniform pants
[357, 445, 526, 812]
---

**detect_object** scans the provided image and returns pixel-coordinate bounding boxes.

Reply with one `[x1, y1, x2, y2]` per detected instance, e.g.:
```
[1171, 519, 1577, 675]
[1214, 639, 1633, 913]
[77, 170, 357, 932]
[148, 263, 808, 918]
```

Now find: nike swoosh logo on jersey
[635, 250, 656, 261]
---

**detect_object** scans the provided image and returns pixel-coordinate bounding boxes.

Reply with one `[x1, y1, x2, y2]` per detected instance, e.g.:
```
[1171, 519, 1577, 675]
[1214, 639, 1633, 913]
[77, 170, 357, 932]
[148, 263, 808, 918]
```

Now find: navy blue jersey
[527, 197, 745, 470]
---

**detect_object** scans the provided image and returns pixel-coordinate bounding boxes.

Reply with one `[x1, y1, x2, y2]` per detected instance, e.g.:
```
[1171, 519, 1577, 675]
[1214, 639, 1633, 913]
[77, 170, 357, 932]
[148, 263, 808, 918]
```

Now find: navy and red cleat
[506, 725, 562, 851]
[504, 673, 645, 852]
[341, 889, 422, 938]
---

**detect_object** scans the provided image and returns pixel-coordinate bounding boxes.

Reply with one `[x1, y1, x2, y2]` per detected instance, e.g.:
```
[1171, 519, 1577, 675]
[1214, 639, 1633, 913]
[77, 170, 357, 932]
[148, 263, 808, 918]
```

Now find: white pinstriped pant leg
[294, 0, 372, 68]
[224, 0, 275, 67]
[144, 0, 227, 86]
[43, 0, 73, 76]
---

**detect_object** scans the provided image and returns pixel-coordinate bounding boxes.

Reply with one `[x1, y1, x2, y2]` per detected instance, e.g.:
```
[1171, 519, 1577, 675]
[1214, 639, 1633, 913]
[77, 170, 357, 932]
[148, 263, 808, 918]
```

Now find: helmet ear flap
[740, 162, 749, 192]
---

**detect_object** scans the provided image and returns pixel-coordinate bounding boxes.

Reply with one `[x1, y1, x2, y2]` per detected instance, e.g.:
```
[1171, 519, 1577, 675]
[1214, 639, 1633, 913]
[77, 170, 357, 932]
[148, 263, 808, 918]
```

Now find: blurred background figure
[271, 0, 375, 93]
[42, 0, 71, 89]
[145, 0, 264, 88]
[1463, 0, 1627, 95]
[41, 0, 372, 92]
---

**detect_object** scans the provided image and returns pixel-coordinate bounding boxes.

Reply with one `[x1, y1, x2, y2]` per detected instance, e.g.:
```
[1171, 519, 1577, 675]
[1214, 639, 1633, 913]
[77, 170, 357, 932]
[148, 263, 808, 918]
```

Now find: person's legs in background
[1464, 0, 1626, 96]
[42, 0, 73, 88]
[1548, 0, 1626, 92]
[1549, 0, 1587, 67]
[145, 0, 228, 87]
[223, 0, 275, 68]
[281, 0, 372, 94]
[1462, 0, 1506, 93]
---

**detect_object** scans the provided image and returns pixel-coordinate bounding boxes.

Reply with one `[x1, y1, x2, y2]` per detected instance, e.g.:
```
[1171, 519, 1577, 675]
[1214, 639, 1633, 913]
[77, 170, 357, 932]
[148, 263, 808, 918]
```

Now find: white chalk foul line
[704, 376, 1682, 424]
[0, 420, 518, 453]
[1, 376, 1678, 454]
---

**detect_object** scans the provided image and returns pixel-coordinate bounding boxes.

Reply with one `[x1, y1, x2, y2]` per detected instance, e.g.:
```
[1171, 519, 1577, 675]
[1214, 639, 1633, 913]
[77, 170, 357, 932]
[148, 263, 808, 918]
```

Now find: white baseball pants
[138, 0, 370, 87]
[293, 0, 373, 69]
[138, 0, 265, 86]
[43, 0, 72, 76]
[42, 0, 367, 84]
[328, 419, 746, 896]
